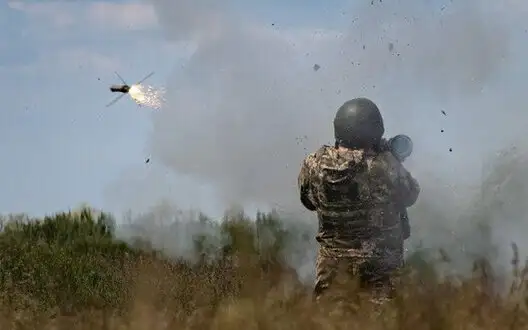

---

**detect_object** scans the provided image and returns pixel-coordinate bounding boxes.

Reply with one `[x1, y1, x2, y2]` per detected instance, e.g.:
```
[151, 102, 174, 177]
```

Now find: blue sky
[0, 0, 351, 217]
[2, 0, 528, 220]
[1, 1, 183, 216]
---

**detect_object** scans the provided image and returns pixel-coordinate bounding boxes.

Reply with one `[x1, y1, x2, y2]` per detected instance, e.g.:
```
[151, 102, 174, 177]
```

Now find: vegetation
[0, 206, 527, 329]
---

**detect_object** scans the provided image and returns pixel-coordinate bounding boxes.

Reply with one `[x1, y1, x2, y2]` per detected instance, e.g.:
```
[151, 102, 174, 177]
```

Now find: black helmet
[333, 98, 385, 148]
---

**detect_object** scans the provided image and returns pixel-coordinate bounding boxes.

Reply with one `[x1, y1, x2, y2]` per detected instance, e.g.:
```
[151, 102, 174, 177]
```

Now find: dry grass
[0, 208, 527, 329]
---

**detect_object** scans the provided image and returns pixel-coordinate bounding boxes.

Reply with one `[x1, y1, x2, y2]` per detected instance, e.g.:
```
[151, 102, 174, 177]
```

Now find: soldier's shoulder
[302, 145, 334, 167]
[306, 145, 334, 159]
[374, 151, 410, 177]
[315, 144, 335, 156]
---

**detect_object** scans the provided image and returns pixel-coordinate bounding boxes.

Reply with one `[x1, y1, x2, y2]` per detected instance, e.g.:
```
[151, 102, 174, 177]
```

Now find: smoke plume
[110, 0, 528, 281]
[145, 0, 517, 208]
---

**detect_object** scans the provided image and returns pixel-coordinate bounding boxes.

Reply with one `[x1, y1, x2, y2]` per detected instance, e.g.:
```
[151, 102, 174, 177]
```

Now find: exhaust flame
[128, 84, 166, 110]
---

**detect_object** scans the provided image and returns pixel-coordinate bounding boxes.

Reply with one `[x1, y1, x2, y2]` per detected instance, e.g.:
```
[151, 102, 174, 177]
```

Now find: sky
[0, 0, 359, 217]
[2, 0, 528, 225]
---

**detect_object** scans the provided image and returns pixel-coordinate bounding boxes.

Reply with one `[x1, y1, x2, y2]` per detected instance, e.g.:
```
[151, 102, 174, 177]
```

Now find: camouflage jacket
[298, 145, 420, 251]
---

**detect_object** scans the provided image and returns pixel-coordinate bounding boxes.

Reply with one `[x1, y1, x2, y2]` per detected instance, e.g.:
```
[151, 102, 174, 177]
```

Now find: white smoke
[108, 0, 528, 281]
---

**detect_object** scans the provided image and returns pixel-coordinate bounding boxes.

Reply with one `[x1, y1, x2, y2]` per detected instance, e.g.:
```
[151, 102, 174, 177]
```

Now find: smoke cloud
[109, 0, 528, 281]
[145, 0, 516, 208]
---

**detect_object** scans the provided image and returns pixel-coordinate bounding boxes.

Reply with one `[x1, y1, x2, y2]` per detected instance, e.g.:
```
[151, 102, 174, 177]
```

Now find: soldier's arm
[298, 155, 318, 211]
[395, 164, 420, 208]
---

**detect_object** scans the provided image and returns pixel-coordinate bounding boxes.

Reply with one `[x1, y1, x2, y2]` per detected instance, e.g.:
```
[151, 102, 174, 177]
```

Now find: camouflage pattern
[298, 144, 420, 302]
[314, 244, 402, 304]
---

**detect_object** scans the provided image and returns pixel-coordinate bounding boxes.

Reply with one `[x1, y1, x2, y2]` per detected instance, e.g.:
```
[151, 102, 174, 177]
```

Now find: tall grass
[0, 207, 527, 329]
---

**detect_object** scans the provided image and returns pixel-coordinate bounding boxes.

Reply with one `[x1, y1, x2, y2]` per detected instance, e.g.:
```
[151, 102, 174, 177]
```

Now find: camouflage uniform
[298, 144, 420, 303]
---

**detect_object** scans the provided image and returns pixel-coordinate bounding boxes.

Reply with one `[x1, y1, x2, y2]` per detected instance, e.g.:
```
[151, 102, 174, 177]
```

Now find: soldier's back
[309, 145, 405, 302]
[309, 145, 403, 250]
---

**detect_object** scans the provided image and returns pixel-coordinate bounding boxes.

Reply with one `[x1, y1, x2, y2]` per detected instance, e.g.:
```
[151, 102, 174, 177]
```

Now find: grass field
[0, 207, 526, 330]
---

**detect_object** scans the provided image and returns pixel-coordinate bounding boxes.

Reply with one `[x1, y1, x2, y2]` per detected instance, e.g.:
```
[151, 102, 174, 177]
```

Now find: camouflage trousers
[313, 243, 403, 304]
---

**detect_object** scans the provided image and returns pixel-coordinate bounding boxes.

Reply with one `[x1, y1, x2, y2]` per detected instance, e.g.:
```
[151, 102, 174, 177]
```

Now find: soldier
[298, 98, 420, 304]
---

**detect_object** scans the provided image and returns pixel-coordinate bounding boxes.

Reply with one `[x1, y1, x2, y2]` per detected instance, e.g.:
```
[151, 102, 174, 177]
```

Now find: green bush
[0, 208, 137, 313]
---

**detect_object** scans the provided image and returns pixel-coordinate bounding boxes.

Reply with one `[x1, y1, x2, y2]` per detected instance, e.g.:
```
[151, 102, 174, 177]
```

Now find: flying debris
[106, 71, 164, 109]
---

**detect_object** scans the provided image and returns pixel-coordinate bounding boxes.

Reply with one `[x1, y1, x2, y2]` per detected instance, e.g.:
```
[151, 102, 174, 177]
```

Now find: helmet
[333, 98, 385, 148]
